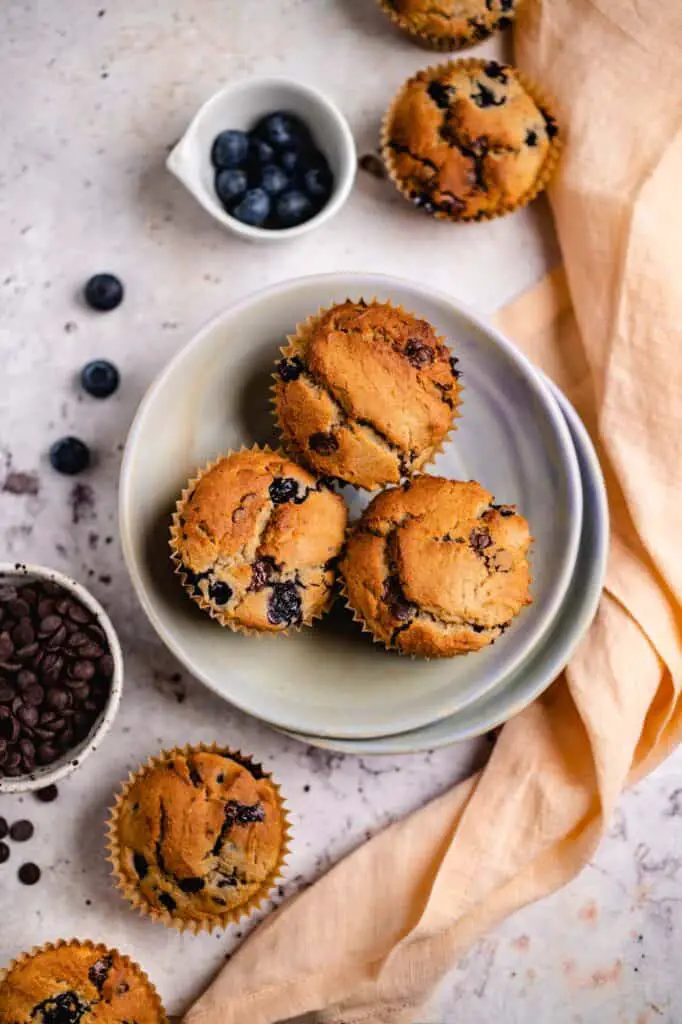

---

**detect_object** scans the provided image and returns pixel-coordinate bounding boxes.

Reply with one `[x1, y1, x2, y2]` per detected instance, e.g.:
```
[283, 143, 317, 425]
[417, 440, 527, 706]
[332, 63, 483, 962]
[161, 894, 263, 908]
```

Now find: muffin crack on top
[274, 300, 462, 490]
[341, 476, 533, 658]
[170, 448, 348, 632]
[383, 60, 561, 221]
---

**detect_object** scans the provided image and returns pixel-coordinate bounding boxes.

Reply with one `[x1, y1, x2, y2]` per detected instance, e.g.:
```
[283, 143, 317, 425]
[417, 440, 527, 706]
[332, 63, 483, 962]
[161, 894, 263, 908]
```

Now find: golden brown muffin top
[0, 942, 165, 1024]
[383, 0, 517, 47]
[171, 449, 347, 631]
[341, 476, 532, 657]
[274, 301, 461, 490]
[114, 750, 285, 925]
[384, 61, 559, 221]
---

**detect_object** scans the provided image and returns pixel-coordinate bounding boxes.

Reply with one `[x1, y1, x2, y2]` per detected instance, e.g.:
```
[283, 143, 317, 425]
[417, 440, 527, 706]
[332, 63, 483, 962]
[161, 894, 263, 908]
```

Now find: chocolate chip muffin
[0, 939, 167, 1024]
[170, 447, 347, 633]
[379, 0, 518, 51]
[273, 301, 461, 490]
[340, 476, 532, 657]
[108, 745, 288, 932]
[382, 59, 561, 221]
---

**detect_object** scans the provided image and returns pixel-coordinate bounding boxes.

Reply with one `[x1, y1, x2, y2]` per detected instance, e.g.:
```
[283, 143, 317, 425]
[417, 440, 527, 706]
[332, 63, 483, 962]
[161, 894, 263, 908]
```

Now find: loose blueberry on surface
[211, 129, 249, 169]
[80, 359, 120, 399]
[247, 135, 275, 166]
[49, 437, 91, 476]
[254, 111, 310, 151]
[259, 164, 290, 197]
[274, 189, 314, 228]
[84, 273, 123, 312]
[215, 167, 248, 208]
[230, 187, 271, 227]
[303, 165, 333, 205]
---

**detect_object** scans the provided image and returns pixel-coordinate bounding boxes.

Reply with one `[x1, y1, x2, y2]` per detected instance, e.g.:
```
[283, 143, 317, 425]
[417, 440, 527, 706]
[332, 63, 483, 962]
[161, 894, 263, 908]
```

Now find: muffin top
[113, 749, 285, 926]
[0, 942, 165, 1024]
[382, 0, 518, 48]
[274, 301, 461, 490]
[383, 61, 560, 221]
[341, 476, 532, 657]
[171, 449, 347, 632]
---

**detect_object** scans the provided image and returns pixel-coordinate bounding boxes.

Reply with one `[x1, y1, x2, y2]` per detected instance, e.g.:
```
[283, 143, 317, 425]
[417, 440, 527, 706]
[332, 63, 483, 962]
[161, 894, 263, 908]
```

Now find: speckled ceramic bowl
[0, 563, 124, 794]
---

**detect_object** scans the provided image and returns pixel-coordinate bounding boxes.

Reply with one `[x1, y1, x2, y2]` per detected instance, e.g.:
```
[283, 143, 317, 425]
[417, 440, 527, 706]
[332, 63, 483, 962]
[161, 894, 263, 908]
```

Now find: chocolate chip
[309, 431, 338, 455]
[10, 819, 33, 841]
[0, 707, 20, 743]
[208, 581, 232, 606]
[46, 687, 71, 711]
[7, 598, 30, 619]
[133, 852, 148, 878]
[0, 841, 9, 863]
[405, 338, 434, 368]
[18, 861, 40, 884]
[382, 576, 413, 621]
[18, 738, 35, 770]
[12, 618, 35, 647]
[99, 654, 114, 677]
[178, 876, 205, 893]
[269, 476, 299, 504]
[469, 528, 492, 552]
[0, 816, 7, 839]
[471, 623, 486, 633]
[0, 633, 14, 661]
[17, 669, 37, 689]
[0, 682, 16, 704]
[22, 684, 44, 707]
[17, 704, 39, 728]
[267, 582, 302, 627]
[37, 742, 57, 765]
[34, 784, 58, 803]
[38, 614, 63, 636]
[427, 80, 455, 109]
[67, 602, 92, 624]
[225, 800, 266, 825]
[250, 557, 276, 591]
[358, 153, 386, 179]
[277, 355, 304, 382]
[158, 892, 177, 913]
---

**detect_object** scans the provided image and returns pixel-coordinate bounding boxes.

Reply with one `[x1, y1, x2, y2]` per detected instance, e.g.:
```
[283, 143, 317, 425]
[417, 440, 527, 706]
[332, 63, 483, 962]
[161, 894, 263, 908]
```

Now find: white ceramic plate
[119, 274, 582, 739]
[281, 380, 608, 752]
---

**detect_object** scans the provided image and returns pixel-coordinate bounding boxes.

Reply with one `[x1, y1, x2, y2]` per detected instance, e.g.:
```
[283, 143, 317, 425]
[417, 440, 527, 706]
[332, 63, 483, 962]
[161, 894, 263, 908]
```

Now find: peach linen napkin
[184, 0, 682, 1021]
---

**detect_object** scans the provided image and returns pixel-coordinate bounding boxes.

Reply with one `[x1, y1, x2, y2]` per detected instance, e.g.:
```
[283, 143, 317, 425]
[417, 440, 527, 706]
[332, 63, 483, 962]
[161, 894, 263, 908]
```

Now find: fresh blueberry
[280, 149, 303, 176]
[215, 167, 248, 208]
[211, 130, 249, 169]
[259, 164, 290, 196]
[247, 135, 275, 165]
[253, 112, 310, 151]
[303, 164, 333, 205]
[80, 359, 120, 399]
[84, 273, 123, 312]
[230, 188, 271, 227]
[273, 189, 314, 228]
[49, 437, 91, 475]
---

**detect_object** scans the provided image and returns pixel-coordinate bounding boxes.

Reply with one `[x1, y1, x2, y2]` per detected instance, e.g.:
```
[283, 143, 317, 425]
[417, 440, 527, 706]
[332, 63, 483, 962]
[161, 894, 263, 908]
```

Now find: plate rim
[119, 272, 583, 737]
[279, 377, 609, 753]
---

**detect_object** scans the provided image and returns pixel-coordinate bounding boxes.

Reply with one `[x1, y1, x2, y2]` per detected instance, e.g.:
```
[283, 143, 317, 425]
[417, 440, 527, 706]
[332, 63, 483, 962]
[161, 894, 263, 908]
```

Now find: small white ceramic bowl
[0, 563, 124, 794]
[167, 77, 357, 242]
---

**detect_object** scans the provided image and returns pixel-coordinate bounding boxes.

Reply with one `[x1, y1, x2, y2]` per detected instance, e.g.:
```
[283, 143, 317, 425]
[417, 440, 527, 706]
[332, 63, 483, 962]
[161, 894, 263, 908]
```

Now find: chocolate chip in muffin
[469, 527, 492, 552]
[267, 582, 302, 627]
[158, 891, 177, 913]
[382, 575, 413, 622]
[276, 356, 304, 382]
[225, 800, 266, 825]
[308, 431, 339, 455]
[133, 852, 148, 878]
[405, 338, 434, 368]
[268, 476, 299, 505]
[178, 876, 205, 893]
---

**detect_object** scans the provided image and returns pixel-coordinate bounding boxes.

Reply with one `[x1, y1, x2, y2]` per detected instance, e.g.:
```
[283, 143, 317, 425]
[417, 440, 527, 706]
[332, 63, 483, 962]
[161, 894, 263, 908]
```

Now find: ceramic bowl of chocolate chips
[0, 563, 123, 793]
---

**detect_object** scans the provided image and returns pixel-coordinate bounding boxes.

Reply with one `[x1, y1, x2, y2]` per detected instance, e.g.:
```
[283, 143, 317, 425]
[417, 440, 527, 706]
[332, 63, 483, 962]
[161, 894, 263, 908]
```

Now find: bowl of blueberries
[167, 77, 356, 241]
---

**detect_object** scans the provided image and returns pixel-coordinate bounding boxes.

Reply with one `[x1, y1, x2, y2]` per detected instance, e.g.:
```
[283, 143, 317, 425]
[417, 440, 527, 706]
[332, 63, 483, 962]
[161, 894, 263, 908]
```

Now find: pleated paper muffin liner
[106, 742, 291, 935]
[271, 298, 463, 492]
[0, 938, 168, 1022]
[169, 444, 340, 637]
[381, 58, 563, 223]
[377, 0, 508, 51]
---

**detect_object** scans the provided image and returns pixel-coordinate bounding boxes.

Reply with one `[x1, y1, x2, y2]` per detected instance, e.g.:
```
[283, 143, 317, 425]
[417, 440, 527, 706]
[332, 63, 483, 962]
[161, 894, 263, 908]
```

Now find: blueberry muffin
[108, 745, 288, 932]
[170, 447, 347, 633]
[273, 301, 461, 490]
[379, 0, 518, 50]
[340, 476, 532, 657]
[382, 59, 561, 221]
[0, 940, 166, 1024]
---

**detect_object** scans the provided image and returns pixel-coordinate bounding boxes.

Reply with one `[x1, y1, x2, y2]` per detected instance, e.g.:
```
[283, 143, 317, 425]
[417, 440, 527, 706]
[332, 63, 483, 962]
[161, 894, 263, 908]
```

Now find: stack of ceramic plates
[120, 274, 609, 754]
